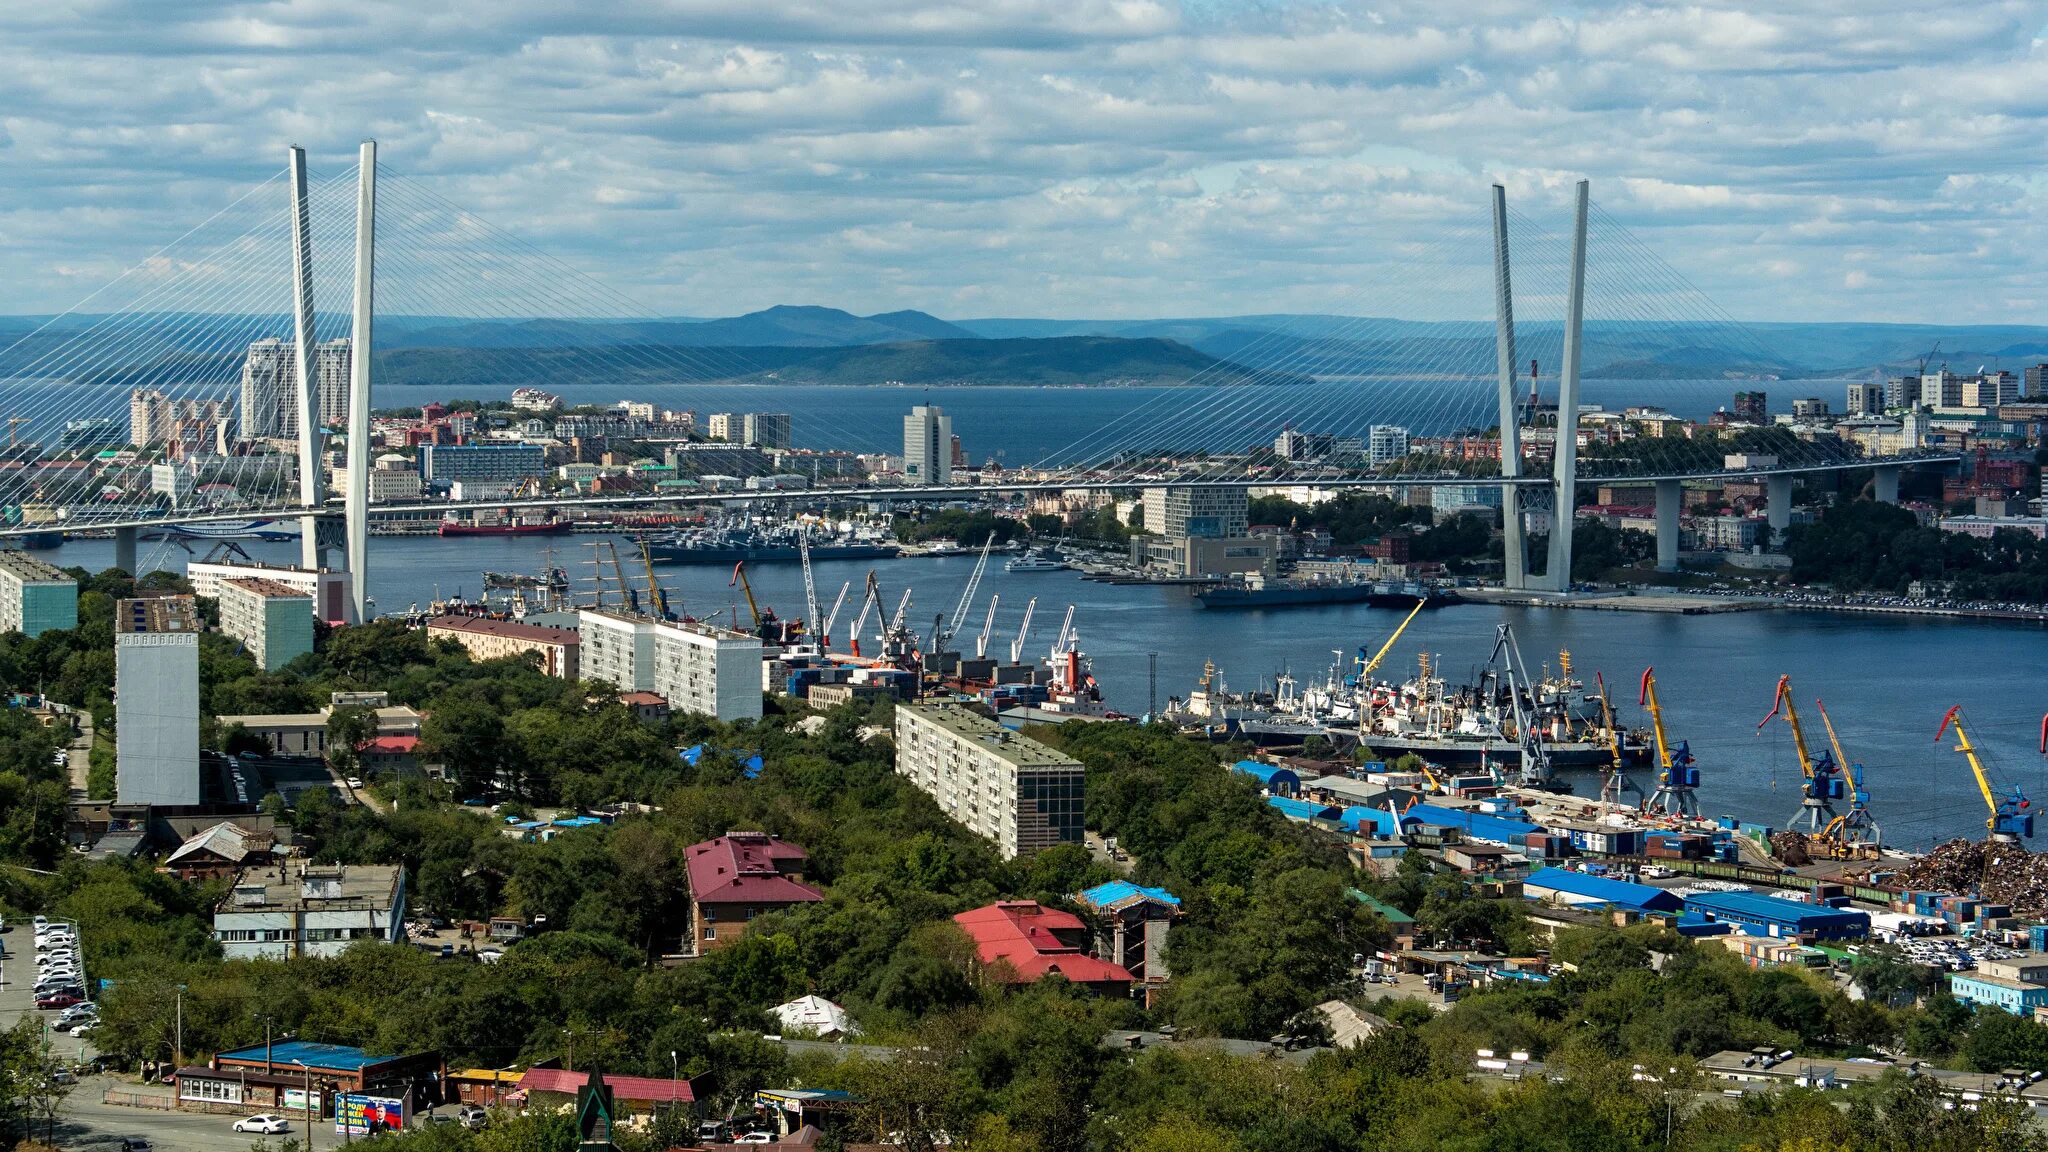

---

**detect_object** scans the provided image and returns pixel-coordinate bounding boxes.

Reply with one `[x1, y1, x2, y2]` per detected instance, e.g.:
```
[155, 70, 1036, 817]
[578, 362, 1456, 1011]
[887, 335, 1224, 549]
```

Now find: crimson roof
[516, 1068, 693, 1104]
[952, 902, 1132, 986]
[685, 833, 824, 906]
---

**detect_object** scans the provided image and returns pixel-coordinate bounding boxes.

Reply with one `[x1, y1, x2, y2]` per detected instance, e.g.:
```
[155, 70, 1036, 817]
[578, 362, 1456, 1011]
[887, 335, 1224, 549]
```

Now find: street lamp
[291, 1058, 313, 1149]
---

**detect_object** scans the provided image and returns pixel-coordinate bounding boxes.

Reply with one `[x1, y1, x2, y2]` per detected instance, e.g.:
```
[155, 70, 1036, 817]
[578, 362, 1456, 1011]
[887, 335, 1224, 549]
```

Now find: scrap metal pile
[1769, 831, 1812, 867]
[1896, 839, 2048, 919]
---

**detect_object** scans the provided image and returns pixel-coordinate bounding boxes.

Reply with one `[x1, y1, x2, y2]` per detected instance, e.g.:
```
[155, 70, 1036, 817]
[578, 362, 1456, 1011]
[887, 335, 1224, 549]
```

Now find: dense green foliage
[1582, 425, 1858, 477]
[1790, 498, 2048, 601]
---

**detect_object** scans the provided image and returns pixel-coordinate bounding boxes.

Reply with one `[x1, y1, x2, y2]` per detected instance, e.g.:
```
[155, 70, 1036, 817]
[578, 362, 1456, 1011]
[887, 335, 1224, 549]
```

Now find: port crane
[1348, 597, 1429, 739]
[798, 527, 820, 643]
[1812, 698, 1881, 856]
[1639, 668, 1700, 818]
[1594, 673, 1643, 807]
[1481, 623, 1550, 788]
[848, 572, 881, 658]
[935, 535, 996, 654]
[819, 580, 851, 650]
[1757, 675, 1844, 833]
[633, 537, 671, 619]
[729, 561, 767, 634]
[1009, 597, 1038, 666]
[1937, 705, 2033, 842]
[975, 595, 1000, 659]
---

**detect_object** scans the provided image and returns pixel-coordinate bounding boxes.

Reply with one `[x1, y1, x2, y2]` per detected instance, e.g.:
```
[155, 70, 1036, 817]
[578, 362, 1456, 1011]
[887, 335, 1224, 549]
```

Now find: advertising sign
[337, 1094, 405, 1135]
[283, 1088, 323, 1113]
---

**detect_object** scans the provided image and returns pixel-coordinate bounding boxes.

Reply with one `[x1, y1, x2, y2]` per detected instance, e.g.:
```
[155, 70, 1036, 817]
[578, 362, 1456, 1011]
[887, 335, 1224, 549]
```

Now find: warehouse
[1521, 867, 1682, 915]
[1400, 804, 1545, 846]
[1682, 890, 1869, 942]
[1232, 761, 1301, 796]
[1266, 795, 1341, 823]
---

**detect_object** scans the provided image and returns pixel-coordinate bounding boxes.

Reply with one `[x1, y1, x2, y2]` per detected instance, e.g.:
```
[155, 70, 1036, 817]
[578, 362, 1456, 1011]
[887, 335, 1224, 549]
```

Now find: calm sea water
[31, 533, 2047, 851]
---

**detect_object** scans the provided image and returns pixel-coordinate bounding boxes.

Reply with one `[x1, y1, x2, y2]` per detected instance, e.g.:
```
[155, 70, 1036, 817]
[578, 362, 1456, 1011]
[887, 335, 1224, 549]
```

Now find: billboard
[337, 1094, 404, 1135]
[284, 1088, 323, 1113]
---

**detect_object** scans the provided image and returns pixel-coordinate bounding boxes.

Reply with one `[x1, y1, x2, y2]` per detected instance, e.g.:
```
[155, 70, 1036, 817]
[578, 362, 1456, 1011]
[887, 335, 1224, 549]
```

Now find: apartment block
[578, 609, 657, 691]
[187, 558, 348, 622]
[426, 615, 580, 679]
[651, 618, 762, 721]
[115, 596, 201, 806]
[213, 864, 406, 960]
[217, 577, 315, 672]
[893, 702, 1085, 859]
[0, 552, 77, 637]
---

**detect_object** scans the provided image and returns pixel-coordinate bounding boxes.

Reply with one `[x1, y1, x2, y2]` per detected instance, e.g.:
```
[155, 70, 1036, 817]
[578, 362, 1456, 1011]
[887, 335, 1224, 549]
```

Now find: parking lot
[0, 918, 98, 1067]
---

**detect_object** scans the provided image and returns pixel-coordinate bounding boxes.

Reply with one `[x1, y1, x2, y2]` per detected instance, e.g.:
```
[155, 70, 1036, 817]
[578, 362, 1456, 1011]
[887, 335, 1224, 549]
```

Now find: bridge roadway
[0, 454, 1961, 539]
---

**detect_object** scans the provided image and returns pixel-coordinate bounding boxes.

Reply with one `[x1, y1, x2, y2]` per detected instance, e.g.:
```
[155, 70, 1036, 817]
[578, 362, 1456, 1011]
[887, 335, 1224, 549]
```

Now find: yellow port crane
[1594, 672, 1642, 807]
[1639, 668, 1700, 818]
[1812, 698, 1881, 856]
[1937, 705, 2033, 842]
[1757, 675, 1844, 833]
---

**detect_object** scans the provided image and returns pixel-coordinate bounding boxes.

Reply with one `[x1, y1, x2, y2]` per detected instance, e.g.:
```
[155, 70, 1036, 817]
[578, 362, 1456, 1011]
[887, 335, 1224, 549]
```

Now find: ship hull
[645, 543, 901, 565]
[439, 522, 575, 537]
[1193, 584, 1454, 610]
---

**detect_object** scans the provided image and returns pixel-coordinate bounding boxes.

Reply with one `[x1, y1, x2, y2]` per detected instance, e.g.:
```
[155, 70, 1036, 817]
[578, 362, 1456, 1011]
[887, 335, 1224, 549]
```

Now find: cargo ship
[644, 524, 899, 565]
[1193, 577, 1455, 610]
[439, 515, 574, 537]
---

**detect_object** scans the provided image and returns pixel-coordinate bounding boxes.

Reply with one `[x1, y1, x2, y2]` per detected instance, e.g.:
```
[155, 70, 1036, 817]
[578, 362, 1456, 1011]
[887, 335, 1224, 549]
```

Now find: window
[182, 1079, 244, 1103]
[703, 926, 716, 940]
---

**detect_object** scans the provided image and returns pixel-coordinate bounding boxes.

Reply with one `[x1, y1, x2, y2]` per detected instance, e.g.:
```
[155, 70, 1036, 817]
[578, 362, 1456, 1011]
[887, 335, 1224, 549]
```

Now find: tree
[327, 706, 378, 779]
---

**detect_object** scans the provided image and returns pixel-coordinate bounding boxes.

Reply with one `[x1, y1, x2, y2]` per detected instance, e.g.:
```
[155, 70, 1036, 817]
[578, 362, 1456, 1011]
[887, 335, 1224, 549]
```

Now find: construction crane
[820, 580, 851, 650]
[975, 594, 1000, 659]
[798, 527, 821, 645]
[1813, 698, 1881, 856]
[849, 571, 881, 658]
[1594, 673, 1643, 808]
[1010, 597, 1038, 666]
[1639, 668, 1700, 818]
[1757, 675, 1844, 833]
[937, 535, 996, 653]
[1481, 623, 1550, 788]
[1937, 705, 2033, 842]
[729, 561, 765, 633]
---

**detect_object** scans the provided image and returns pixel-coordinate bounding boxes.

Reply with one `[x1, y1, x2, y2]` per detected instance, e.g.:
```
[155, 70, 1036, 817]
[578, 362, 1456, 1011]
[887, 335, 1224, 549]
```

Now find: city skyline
[4, 3, 2048, 322]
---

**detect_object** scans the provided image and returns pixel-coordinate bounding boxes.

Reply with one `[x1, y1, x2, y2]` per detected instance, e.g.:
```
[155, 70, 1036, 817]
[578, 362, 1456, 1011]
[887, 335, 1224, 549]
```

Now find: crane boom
[976, 594, 1000, 659]
[1010, 597, 1037, 665]
[1051, 604, 1076, 661]
[1817, 698, 1852, 771]
[634, 536, 667, 618]
[799, 526, 821, 642]
[1938, 705, 2032, 841]
[849, 572, 880, 658]
[1356, 598, 1427, 683]
[1640, 667, 1672, 772]
[889, 589, 912, 632]
[821, 580, 851, 649]
[1757, 675, 1819, 781]
[943, 535, 995, 647]
[728, 561, 763, 630]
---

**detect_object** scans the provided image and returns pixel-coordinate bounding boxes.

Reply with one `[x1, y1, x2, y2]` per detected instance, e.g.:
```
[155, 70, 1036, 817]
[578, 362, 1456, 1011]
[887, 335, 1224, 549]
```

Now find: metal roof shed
[1522, 866, 1683, 914]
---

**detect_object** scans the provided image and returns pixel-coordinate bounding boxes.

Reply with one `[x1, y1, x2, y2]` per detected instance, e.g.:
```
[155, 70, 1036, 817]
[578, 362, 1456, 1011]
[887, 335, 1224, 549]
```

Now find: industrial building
[425, 615, 580, 680]
[1399, 804, 1545, 846]
[1949, 955, 2048, 1015]
[894, 702, 1085, 858]
[0, 552, 77, 637]
[187, 557, 348, 622]
[650, 617, 763, 721]
[212, 863, 407, 960]
[115, 596, 201, 806]
[1521, 867, 1683, 916]
[1680, 890, 1869, 942]
[1230, 760, 1300, 796]
[216, 577, 314, 671]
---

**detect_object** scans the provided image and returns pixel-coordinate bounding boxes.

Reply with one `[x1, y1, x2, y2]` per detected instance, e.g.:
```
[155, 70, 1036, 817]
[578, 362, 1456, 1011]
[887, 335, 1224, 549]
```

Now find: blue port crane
[1639, 667, 1700, 819]
[1938, 705, 2032, 842]
[1757, 675, 1845, 833]
[1811, 698, 1881, 856]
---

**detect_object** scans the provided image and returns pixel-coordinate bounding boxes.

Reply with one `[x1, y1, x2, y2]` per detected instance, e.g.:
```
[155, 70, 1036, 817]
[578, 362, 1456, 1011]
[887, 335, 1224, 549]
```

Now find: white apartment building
[1368, 424, 1410, 466]
[369, 455, 423, 503]
[1142, 486, 1248, 540]
[0, 552, 77, 637]
[652, 618, 763, 721]
[893, 702, 1085, 859]
[579, 609, 658, 692]
[115, 596, 201, 806]
[903, 405, 953, 486]
[213, 864, 406, 960]
[187, 558, 349, 622]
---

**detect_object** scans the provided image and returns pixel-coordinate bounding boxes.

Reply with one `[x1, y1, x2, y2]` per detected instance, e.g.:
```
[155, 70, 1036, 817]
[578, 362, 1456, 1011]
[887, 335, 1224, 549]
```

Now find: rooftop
[1075, 881, 1181, 913]
[220, 864, 402, 912]
[516, 1067, 694, 1104]
[953, 901, 1131, 986]
[216, 1040, 398, 1073]
[898, 702, 1084, 771]
[0, 552, 70, 582]
[220, 576, 312, 600]
[166, 821, 270, 867]
[116, 595, 199, 635]
[1524, 866, 1682, 912]
[427, 615, 580, 646]
[685, 832, 824, 906]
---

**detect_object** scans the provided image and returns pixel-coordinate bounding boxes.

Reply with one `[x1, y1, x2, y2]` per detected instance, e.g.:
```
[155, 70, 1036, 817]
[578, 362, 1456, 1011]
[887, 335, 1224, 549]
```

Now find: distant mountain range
[9, 305, 2048, 388]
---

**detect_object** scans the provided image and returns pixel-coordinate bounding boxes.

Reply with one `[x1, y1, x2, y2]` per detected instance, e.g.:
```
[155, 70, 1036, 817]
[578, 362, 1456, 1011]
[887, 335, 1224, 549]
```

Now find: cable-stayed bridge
[0, 143, 1956, 620]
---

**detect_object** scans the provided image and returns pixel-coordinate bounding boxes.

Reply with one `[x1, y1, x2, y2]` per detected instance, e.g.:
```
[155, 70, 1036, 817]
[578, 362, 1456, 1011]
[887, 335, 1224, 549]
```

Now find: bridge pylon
[1490, 184, 1527, 590]
[343, 141, 376, 622]
[1543, 179, 1589, 592]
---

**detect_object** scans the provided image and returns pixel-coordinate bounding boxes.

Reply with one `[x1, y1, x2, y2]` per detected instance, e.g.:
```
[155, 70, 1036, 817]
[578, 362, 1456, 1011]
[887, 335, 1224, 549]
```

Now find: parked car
[733, 1135, 775, 1146]
[35, 993, 81, 1009]
[233, 1116, 292, 1135]
[458, 1106, 488, 1130]
[116, 1137, 148, 1151]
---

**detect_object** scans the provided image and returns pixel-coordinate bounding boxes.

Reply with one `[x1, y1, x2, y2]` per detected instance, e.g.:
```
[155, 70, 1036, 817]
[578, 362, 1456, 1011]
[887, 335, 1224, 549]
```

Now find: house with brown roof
[685, 832, 824, 953]
[952, 901, 1133, 996]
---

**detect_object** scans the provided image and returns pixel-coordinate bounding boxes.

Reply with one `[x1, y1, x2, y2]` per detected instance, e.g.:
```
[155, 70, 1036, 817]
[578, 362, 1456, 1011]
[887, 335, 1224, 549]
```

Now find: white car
[733, 1134, 775, 1145]
[233, 1115, 293, 1135]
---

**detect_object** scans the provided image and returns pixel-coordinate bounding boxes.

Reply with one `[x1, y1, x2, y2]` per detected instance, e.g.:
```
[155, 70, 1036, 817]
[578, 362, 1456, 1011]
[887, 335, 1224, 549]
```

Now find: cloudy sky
[4, 0, 2048, 322]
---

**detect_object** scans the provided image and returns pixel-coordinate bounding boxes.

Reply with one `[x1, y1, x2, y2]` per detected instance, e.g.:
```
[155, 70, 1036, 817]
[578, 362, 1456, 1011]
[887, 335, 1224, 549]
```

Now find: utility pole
[1147, 652, 1158, 718]
[294, 1059, 313, 1149]
[174, 983, 184, 1066]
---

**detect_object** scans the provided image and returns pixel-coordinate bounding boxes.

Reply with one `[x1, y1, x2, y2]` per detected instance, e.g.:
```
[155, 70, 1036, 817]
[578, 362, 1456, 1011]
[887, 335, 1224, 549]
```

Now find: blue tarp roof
[1523, 866, 1683, 913]
[742, 754, 764, 779]
[680, 744, 705, 765]
[1233, 760, 1301, 788]
[1267, 795, 1339, 822]
[552, 816, 602, 828]
[1401, 804, 1544, 844]
[219, 1041, 388, 1072]
[1076, 881, 1181, 909]
[1339, 806, 1400, 837]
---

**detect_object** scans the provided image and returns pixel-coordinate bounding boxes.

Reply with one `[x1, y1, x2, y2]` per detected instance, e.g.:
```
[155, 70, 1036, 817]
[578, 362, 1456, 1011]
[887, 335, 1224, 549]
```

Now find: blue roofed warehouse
[1522, 867, 1683, 916]
[1682, 890, 1869, 941]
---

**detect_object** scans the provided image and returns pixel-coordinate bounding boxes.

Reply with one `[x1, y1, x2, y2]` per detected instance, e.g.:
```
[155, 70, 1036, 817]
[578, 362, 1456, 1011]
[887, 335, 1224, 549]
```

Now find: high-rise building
[894, 702, 1085, 859]
[1845, 382, 1883, 416]
[0, 553, 77, 637]
[1142, 486, 1248, 541]
[706, 413, 739, 442]
[1790, 398, 1830, 420]
[2025, 364, 2048, 401]
[314, 338, 351, 429]
[651, 618, 762, 721]
[419, 444, 545, 487]
[579, 609, 657, 692]
[1961, 372, 2019, 408]
[1732, 391, 1767, 425]
[186, 558, 349, 622]
[217, 577, 315, 672]
[238, 338, 295, 440]
[1368, 425, 1410, 466]
[903, 405, 952, 486]
[1919, 371, 1965, 409]
[742, 412, 793, 450]
[115, 596, 201, 806]
[1884, 375, 1918, 410]
[128, 390, 230, 452]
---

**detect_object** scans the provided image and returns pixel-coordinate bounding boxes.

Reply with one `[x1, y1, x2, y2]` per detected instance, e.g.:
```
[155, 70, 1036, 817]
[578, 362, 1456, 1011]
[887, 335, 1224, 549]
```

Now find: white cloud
[3, 0, 2048, 322]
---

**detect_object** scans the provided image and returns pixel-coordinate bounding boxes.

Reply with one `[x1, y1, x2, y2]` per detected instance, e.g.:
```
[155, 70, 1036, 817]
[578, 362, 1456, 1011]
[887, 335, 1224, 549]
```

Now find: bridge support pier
[113, 526, 136, 575]
[287, 144, 328, 572]
[1766, 474, 1792, 549]
[1490, 184, 1527, 590]
[1655, 480, 1681, 572]
[1873, 465, 1900, 504]
[1543, 179, 1590, 592]
[344, 140, 376, 622]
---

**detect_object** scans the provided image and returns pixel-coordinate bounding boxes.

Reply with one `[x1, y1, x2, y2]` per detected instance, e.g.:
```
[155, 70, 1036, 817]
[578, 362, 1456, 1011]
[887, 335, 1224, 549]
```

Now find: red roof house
[515, 1067, 694, 1110]
[952, 901, 1133, 995]
[685, 832, 824, 953]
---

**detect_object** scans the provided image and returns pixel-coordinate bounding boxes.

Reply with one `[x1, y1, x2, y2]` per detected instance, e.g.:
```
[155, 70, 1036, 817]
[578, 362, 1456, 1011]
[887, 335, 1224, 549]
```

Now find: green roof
[1346, 888, 1416, 924]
